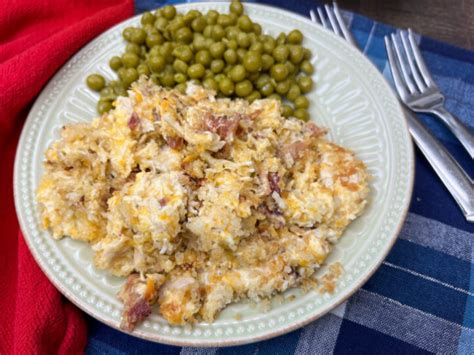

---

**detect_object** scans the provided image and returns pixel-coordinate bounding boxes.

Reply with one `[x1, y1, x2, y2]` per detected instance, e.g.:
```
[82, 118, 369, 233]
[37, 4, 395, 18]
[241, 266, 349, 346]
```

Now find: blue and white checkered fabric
[86, 1, 474, 353]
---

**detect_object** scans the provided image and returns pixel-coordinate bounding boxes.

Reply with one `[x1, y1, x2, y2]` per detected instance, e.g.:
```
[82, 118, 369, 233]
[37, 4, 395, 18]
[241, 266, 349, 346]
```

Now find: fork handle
[405, 108, 474, 222]
[431, 106, 474, 159]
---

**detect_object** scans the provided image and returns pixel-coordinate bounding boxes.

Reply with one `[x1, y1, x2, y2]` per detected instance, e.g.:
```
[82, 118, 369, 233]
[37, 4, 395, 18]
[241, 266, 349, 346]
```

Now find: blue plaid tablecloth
[86, 1, 474, 353]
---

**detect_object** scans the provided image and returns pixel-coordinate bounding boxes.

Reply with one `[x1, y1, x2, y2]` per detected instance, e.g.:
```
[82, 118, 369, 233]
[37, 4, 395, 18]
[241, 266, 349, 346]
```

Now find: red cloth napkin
[0, 0, 134, 353]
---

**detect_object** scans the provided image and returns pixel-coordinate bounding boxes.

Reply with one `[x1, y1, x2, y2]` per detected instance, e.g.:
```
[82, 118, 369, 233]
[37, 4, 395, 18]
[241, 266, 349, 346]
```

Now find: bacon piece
[268, 172, 281, 194]
[248, 109, 262, 120]
[305, 122, 327, 137]
[128, 112, 140, 130]
[203, 113, 240, 140]
[159, 197, 168, 207]
[165, 136, 184, 150]
[118, 274, 164, 331]
[152, 108, 161, 121]
[283, 140, 310, 161]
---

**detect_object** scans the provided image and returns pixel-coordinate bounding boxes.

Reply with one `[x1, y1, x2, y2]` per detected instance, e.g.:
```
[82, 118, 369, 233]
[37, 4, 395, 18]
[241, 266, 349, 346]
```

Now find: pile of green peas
[86, 0, 314, 120]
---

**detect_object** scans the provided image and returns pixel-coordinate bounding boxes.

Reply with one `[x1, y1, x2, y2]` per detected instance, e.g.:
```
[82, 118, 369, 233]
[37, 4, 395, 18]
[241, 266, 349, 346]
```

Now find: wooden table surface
[332, 0, 474, 50]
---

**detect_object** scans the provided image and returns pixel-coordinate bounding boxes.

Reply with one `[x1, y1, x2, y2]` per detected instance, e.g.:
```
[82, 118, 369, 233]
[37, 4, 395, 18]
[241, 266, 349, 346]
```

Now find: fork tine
[316, 7, 330, 30]
[325, 4, 342, 36]
[384, 36, 409, 99]
[407, 28, 436, 88]
[309, 9, 319, 24]
[399, 30, 426, 92]
[332, 2, 356, 46]
[391, 33, 417, 94]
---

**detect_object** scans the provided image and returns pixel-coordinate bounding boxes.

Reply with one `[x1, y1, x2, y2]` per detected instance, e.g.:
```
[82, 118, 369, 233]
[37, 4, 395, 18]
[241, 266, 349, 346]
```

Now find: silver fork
[385, 30, 474, 159]
[311, 3, 474, 222]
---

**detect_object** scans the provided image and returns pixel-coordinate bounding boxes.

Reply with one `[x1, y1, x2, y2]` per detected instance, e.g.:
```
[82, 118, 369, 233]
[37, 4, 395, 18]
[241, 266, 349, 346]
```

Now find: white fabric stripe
[383, 261, 474, 296]
[345, 289, 473, 353]
[400, 213, 474, 262]
[294, 313, 344, 355]
[363, 22, 377, 54]
[180, 347, 218, 355]
[329, 301, 347, 318]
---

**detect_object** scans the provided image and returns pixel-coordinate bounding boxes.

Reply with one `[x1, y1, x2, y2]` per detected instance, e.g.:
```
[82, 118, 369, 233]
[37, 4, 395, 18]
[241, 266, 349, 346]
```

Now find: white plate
[14, 2, 414, 347]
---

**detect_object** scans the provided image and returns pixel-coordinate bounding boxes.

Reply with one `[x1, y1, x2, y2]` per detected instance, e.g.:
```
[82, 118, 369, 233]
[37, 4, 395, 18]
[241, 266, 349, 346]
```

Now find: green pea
[275, 79, 290, 95]
[243, 51, 262, 73]
[137, 63, 150, 77]
[174, 72, 187, 83]
[162, 5, 176, 20]
[226, 27, 239, 40]
[148, 55, 166, 72]
[173, 45, 193, 62]
[204, 38, 215, 48]
[122, 68, 139, 87]
[237, 32, 250, 48]
[175, 83, 187, 93]
[209, 42, 226, 58]
[236, 48, 247, 62]
[270, 63, 288, 81]
[174, 27, 193, 43]
[248, 71, 260, 82]
[237, 15, 253, 32]
[173, 59, 188, 74]
[287, 29, 303, 44]
[281, 104, 293, 117]
[160, 72, 175, 87]
[122, 52, 140, 68]
[195, 50, 212, 67]
[255, 74, 271, 89]
[246, 90, 261, 102]
[160, 43, 175, 59]
[140, 45, 148, 58]
[212, 25, 225, 41]
[285, 61, 296, 76]
[168, 17, 185, 34]
[188, 63, 205, 79]
[219, 77, 234, 96]
[183, 11, 200, 25]
[273, 45, 289, 62]
[276, 32, 286, 45]
[130, 28, 146, 45]
[229, 64, 247, 82]
[235, 80, 253, 97]
[210, 59, 225, 73]
[126, 43, 141, 55]
[259, 82, 274, 97]
[86, 74, 105, 91]
[294, 96, 309, 109]
[249, 42, 263, 54]
[141, 11, 156, 26]
[122, 27, 134, 41]
[97, 99, 113, 114]
[294, 108, 309, 121]
[214, 73, 226, 83]
[248, 33, 258, 44]
[149, 46, 160, 57]
[203, 25, 212, 38]
[262, 54, 274, 71]
[112, 81, 127, 96]
[268, 93, 281, 101]
[154, 17, 168, 32]
[99, 87, 115, 100]
[224, 49, 238, 64]
[193, 34, 207, 51]
[191, 17, 206, 32]
[226, 39, 238, 50]
[300, 60, 314, 75]
[287, 84, 301, 101]
[150, 73, 160, 85]
[263, 39, 275, 54]
[204, 69, 214, 79]
[109, 56, 122, 71]
[297, 76, 313, 93]
[146, 32, 164, 48]
[143, 24, 156, 35]
[203, 78, 219, 91]
[230, 0, 244, 16]
[304, 48, 312, 60]
[290, 45, 305, 64]
[217, 14, 233, 27]
[206, 10, 219, 24]
[253, 23, 262, 35]
[224, 65, 233, 75]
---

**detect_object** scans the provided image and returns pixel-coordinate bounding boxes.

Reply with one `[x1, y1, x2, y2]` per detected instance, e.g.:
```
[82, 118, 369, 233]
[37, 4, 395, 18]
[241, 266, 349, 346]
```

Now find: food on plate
[37, 78, 369, 330]
[85, 0, 314, 119]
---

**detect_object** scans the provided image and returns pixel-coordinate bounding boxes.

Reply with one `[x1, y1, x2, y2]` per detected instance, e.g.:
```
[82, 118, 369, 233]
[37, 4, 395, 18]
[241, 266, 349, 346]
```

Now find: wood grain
[329, 0, 474, 49]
